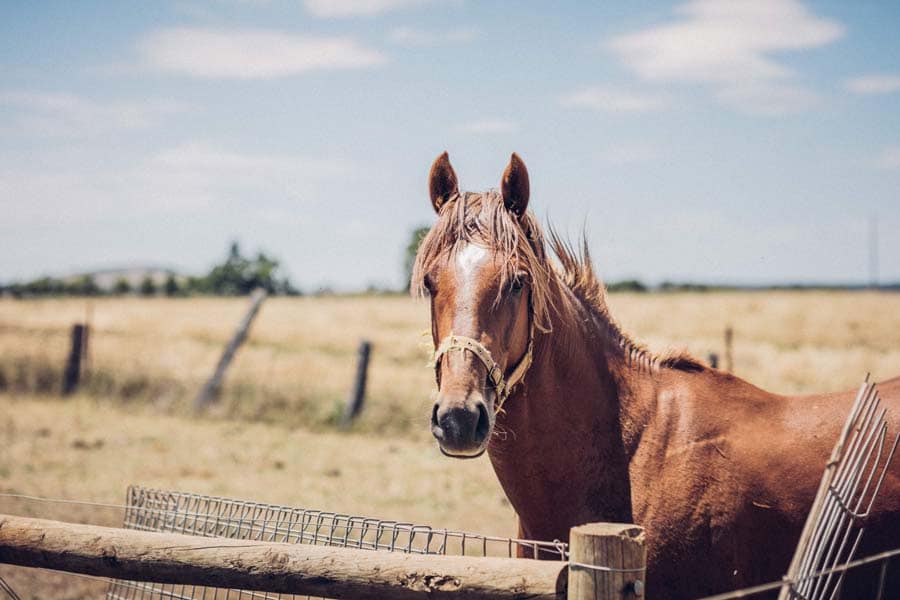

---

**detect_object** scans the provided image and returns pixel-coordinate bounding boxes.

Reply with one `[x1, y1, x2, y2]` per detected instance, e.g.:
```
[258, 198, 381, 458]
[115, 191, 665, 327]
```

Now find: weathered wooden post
[341, 339, 372, 427]
[567, 523, 646, 600]
[62, 324, 87, 395]
[724, 326, 734, 373]
[82, 300, 94, 374]
[194, 288, 267, 409]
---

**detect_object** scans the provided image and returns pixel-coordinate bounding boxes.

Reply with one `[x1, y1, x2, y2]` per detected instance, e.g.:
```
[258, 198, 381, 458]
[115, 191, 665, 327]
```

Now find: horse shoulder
[630, 371, 759, 529]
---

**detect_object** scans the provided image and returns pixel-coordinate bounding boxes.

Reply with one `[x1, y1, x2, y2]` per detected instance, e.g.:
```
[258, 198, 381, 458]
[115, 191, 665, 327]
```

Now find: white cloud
[459, 119, 519, 134]
[388, 26, 477, 46]
[845, 75, 900, 95]
[0, 91, 184, 137]
[560, 86, 667, 113]
[0, 141, 354, 226]
[304, 0, 428, 18]
[875, 146, 900, 170]
[139, 27, 386, 79]
[607, 0, 844, 115]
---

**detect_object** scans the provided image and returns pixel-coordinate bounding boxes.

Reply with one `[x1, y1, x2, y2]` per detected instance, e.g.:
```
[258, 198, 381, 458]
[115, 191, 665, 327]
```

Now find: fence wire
[779, 377, 899, 600]
[105, 485, 567, 600]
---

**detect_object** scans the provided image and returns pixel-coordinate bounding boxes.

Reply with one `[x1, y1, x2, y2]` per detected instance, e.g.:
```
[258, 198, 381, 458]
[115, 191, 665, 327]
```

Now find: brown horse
[412, 152, 900, 599]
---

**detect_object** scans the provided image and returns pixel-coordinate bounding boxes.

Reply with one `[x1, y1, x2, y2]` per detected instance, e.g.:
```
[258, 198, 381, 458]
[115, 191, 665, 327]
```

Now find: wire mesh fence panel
[105, 485, 567, 600]
[779, 378, 900, 600]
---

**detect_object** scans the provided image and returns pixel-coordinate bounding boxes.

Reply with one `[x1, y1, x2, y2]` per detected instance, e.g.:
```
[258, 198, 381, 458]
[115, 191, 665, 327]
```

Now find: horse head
[412, 152, 547, 458]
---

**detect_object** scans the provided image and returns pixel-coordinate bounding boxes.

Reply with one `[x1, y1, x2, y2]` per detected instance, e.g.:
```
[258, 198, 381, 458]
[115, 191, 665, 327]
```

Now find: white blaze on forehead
[455, 243, 488, 311]
[456, 243, 488, 273]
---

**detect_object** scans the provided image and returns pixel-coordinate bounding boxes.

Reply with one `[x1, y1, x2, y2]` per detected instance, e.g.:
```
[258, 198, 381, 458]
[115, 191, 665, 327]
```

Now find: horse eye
[509, 277, 525, 295]
[423, 274, 435, 294]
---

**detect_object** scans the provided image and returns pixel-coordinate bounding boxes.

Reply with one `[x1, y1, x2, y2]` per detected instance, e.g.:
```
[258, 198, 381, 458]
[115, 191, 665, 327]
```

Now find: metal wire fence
[697, 547, 899, 599]
[105, 485, 568, 600]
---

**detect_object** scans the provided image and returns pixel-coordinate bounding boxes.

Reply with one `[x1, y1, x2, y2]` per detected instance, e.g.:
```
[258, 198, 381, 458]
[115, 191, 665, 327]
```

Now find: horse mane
[547, 231, 706, 373]
[411, 191, 705, 373]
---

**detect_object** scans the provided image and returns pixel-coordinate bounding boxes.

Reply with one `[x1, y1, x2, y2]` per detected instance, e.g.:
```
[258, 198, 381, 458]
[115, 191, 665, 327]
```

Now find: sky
[1, 0, 899, 290]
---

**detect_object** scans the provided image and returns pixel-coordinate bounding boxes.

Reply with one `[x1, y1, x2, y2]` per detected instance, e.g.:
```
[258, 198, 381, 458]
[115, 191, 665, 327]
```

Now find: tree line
[1, 242, 300, 298]
[5, 229, 882, 299]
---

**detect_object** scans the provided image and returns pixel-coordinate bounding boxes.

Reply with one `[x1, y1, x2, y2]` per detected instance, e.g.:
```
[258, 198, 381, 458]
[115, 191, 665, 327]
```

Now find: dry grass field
[1, 291, 899, 598]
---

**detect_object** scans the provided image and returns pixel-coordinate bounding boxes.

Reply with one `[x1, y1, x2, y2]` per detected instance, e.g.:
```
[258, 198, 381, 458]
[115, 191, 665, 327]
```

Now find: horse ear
[501, 152, 529, 216]
[428, 152, 459, 213]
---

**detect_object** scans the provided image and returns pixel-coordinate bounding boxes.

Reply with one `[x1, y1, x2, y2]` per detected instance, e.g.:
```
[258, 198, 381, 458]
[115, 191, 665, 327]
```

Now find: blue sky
[2, 0, 899, 290]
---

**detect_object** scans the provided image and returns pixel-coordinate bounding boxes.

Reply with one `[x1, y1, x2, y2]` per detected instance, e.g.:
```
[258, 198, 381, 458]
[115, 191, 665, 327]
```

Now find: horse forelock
[411, 190, 555, 332]
[411, 190, 705, 372]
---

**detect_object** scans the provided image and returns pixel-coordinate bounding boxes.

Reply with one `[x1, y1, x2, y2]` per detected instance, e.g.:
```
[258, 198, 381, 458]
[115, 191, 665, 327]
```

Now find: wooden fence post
[724, 326, 734, 373]
[341, 339, 372, 427]
[194, 288, 267, 409]
[567, 523, 646, 600]
[82, 300, 94, 374]
[62, 324, 87, 395]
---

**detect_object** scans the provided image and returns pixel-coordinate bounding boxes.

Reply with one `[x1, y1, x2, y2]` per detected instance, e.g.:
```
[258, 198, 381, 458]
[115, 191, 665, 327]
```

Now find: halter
[432, 314, 535, 415]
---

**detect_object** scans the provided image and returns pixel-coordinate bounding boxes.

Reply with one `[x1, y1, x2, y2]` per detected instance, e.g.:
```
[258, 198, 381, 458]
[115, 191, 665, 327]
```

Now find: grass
[1, 291, 899, 598]
[0, 394, 509, 599]
[0, 295, 438, 439]
[2, 291, 898, 433]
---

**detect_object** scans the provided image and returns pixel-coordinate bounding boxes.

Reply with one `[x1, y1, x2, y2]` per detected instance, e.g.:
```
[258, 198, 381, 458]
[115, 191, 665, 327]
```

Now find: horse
[412, 151, 900, 599]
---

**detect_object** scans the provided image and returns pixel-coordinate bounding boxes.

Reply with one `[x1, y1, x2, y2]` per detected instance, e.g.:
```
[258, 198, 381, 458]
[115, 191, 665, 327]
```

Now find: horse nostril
[431, 402, 440, 427]
[474, 402, 490, 443]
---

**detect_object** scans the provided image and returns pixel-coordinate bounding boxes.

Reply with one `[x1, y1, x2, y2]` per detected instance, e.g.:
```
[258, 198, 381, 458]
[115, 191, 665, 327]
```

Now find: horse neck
[488, 283, 638, 537]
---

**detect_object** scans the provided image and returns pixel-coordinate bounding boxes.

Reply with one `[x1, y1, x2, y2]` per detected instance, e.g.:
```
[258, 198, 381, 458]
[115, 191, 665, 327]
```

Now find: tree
[66, 275, 100, 296]
[26, 277, 65, 296]
[607, 279, 648, 293]
[139, 275, 157, 296]
[113, 277, 132, 295]
[199, 241, 296, 296]
[403, 226, 430, 291]
[163, 274, 180, 297]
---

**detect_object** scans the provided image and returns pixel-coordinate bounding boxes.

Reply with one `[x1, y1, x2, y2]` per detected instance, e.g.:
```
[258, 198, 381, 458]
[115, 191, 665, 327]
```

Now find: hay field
[1, 291, 899, 598]
[2, 291, 899, 429]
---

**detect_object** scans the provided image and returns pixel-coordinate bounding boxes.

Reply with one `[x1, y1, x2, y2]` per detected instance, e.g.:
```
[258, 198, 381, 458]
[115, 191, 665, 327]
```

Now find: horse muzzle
[431, 394, 492, 458]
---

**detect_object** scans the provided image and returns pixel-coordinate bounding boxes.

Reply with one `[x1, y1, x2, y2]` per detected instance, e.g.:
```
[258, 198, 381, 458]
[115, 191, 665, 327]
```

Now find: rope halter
[431, 324, 534, 415]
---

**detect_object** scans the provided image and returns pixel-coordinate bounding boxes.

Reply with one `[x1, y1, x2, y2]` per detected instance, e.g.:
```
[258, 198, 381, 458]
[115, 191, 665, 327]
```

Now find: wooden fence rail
[0, 514, 647, 599]
[0, 514, 569, 599]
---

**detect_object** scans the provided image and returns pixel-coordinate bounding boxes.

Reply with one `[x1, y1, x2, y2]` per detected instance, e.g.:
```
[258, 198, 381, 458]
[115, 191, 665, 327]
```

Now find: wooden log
[0, 514, 566, 599]
[62, 323, 85, 395]
[341, 339, 372, 427]
[194, 288, 267, 409]
[567, 523, 646, 600]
